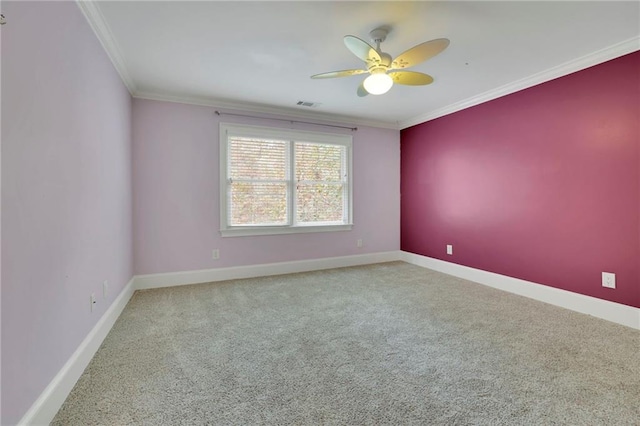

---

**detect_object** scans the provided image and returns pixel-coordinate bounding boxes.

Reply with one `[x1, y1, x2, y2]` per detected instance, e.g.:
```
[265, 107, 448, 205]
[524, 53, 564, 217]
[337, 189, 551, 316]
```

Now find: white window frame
[220, 123, 353, 237]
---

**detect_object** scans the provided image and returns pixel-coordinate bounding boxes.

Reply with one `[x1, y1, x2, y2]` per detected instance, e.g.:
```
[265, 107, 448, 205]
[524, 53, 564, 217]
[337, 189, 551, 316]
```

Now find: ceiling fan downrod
[369, 28, 388, 53]
[369, 28, 392, 70]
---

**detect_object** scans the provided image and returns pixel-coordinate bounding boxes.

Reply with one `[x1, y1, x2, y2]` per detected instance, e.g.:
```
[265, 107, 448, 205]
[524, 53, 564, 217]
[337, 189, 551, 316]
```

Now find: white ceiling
[82, 1, 640, 129]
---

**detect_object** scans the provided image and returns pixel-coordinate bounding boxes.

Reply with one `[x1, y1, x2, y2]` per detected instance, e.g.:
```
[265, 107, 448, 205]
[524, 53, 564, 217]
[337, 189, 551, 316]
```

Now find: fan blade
[391, 38, 449, 70]
[311, 69, 367, 79]
[344, 35, 382, 67]
[357, 82, 369, 97]
[389, 71, 434, 86]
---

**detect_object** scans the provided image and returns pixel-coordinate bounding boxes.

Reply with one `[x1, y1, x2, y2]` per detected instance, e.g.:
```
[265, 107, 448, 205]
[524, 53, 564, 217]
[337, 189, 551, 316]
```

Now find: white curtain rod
[214, 111, 358, 131]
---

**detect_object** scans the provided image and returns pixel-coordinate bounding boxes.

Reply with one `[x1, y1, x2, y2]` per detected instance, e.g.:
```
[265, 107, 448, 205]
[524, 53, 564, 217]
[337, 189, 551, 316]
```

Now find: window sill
[220, 224, 353, 237]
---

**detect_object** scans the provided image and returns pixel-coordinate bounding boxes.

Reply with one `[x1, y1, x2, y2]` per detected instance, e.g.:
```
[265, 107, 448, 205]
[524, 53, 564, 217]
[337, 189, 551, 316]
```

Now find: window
[220, 123, 353, 236]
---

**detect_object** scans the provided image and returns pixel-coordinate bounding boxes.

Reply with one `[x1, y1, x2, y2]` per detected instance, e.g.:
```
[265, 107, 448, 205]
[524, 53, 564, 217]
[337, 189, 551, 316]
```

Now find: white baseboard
[17, 251, 401, 424]
[134, 251, 403, 290]
[18, 277, 136, 426]
[401, 251, 640, 330]
[23, 250, 634, 425]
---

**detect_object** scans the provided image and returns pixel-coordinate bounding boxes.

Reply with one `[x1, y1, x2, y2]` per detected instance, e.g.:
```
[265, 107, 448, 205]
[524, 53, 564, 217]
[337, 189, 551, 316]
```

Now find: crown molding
[75, 1, 136, 94]
[399, 36, 640, 129]
[74, 0, 395, 130]
[76, 1, 637, 132]
[133, 91, 401, 130]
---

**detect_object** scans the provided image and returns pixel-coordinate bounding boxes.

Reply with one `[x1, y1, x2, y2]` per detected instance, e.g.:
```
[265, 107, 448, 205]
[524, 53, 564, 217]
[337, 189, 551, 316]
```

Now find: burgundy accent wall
[401, 52, 639, 308]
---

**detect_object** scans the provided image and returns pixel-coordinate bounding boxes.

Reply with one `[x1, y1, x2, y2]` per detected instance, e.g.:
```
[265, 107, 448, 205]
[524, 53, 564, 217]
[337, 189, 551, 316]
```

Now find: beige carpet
[53, 262, 639, 425]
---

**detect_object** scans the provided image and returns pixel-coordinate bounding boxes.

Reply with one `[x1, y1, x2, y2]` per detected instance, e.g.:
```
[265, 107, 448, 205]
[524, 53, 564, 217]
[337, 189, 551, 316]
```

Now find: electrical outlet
[357, 239, 363, 248]
[103, 280, 108, 298]
[602, 272, 616, 289]
[447, 244, 453, 255]
[90, 293, 96, 312]
[212, 249, 220, 260]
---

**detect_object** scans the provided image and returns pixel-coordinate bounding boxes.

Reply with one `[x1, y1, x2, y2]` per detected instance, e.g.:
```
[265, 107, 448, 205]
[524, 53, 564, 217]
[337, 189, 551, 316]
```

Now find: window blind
[228, 137, 288, 225]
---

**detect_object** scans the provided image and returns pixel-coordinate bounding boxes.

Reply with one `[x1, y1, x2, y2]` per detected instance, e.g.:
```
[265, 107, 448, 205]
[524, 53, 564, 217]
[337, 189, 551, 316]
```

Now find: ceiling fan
[311, 27, 449, 97]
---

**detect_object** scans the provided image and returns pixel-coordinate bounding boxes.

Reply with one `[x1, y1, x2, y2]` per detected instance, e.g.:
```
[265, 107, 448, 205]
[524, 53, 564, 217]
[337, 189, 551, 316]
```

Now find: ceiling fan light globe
[363, 73, 393, 95]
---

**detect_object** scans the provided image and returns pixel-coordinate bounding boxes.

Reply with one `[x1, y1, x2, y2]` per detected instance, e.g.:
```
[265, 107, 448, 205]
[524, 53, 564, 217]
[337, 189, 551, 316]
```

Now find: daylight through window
[220, 123, 353, 236]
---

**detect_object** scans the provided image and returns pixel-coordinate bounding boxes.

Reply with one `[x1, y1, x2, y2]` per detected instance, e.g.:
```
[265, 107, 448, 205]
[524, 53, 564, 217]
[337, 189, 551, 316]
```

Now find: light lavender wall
[132, 99, 400, 275]
[1, 2, 133, 424]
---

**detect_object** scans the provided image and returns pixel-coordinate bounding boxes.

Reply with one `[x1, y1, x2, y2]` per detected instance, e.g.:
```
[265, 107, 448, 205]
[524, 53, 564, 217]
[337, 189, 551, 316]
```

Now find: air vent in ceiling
[296, 101, 321, 108]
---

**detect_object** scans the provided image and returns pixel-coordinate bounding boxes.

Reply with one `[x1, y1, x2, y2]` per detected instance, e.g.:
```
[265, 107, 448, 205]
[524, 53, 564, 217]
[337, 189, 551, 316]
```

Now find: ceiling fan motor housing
[378, 53, 393, 68]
